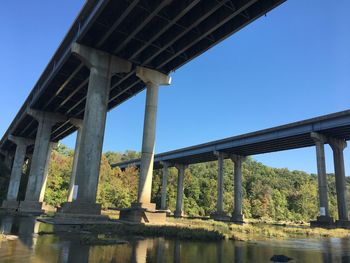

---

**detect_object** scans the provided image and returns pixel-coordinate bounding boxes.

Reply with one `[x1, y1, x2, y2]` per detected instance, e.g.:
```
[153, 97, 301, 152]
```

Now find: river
[0, 215, 349, 262]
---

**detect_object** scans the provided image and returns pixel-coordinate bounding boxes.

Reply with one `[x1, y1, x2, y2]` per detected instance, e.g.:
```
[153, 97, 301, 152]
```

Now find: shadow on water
[1, 215, 350, 262]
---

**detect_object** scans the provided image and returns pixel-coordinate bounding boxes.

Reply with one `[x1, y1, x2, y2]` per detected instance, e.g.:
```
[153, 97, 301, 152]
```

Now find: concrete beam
[136, 66, 171, 86]
[71, 43, 131, 75]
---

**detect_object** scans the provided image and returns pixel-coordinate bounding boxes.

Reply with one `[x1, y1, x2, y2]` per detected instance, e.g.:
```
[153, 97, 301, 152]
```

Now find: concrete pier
[174, 164, 187, 218]
[231, 154, 246, 223]
[119, 67, 170, 223]
[67, 118, 83, 202]
[2, 135, 34, 209]
[2, 151, 14, 172]
[60, 43, 131, 216]
[211, 151, 230, 221]
[310, 132, 333, 225]
[19, 109, 65, 213]
[160, 161, 170, 210]
[135, 66, 171, 208]
[329, 137, 349, 224]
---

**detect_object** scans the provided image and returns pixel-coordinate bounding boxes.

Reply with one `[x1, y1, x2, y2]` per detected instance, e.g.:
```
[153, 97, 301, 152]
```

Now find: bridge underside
[1, 0, 285, 153]
[114, 110, 350, 169]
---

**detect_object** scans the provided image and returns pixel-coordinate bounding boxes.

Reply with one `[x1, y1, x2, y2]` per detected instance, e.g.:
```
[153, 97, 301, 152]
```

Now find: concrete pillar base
[59, 202, 101, 215]
[1, 200, 19, 210]
[131, 202, 157, 211]
[335, 220, 350, 229]
[174, 210, 185, 218]
[310, 216, 334, 228]
[231, 214, 244, 224]
[119, 207, 167, 224]
[51, 212, 109, 223]
[210, 212, 231, 222]
[18, 201, 46, 214]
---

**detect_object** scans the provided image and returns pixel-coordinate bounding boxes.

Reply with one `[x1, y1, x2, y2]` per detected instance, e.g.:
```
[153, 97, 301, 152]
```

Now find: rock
[270, 255, 293, 262]
[1, 234, 18, 241]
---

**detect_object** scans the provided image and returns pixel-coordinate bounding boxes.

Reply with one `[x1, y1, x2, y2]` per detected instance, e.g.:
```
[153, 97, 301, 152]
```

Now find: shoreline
[34, 211, 350, 242]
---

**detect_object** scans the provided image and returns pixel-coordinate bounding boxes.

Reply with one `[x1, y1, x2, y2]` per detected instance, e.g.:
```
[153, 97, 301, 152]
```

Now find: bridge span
[2, 0, 345, 227]
[114, 110, 350, 226]
[0, 0, 286, 222]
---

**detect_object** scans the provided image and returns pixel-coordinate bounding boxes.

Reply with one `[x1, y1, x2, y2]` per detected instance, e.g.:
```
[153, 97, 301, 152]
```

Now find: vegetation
[1, 143, 350, 223]
[166, 218, 350, 241]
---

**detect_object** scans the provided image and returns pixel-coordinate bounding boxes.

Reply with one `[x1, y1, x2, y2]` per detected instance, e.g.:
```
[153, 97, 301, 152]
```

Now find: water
[0, 215, 349, 263]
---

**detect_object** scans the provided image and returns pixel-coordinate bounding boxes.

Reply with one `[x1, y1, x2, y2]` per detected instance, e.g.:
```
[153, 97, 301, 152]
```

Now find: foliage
[6, 143, 348, 222]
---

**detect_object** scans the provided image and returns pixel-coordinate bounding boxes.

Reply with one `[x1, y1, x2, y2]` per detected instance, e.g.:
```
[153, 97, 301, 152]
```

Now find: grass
[166, 218, 350, 241]
[37, 210, 350, 242]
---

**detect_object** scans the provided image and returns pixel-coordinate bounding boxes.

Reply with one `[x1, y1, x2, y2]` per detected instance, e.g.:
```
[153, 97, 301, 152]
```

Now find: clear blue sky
[1, 1, 349, 174]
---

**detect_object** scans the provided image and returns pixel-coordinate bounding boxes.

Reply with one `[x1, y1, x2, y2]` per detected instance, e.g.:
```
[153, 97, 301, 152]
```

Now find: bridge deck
[113, 110, 350, 169]
[0, 0, 285, 153]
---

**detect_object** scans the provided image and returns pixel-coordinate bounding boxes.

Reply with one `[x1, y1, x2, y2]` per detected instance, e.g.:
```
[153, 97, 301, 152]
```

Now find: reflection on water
[0, 215, 350, 263]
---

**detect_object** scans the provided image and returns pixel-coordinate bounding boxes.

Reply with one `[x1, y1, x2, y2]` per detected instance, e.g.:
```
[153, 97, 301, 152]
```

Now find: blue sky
[1, 1, 349, 174]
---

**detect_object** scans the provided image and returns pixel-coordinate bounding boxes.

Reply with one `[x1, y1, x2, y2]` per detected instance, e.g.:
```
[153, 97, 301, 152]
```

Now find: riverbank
[37, 211, 350, 242]
[165, 218, 350, 241]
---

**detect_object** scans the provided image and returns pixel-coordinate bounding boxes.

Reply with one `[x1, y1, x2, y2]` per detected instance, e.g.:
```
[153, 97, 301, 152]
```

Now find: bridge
[113, 110, 350, 225]
[114, 110, 350, 168]
[2, 0, 347, 227]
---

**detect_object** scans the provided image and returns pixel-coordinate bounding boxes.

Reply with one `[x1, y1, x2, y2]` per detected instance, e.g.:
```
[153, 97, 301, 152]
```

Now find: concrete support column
[18, 154, 32, 201]
[231, 154, 246, 223]
[329, 137, 349, 222]
[136, 67, 171, 208]
[60, 43, 131, 215]
[174, 164, 188, 218]
[38, 142, 57, 203]
[2, 136, 34, 209]
[310, 132, 333, 223]
[20, 109, 65, 213]
[2, 151, 14, 172]
[67, 118, 83, 202]
[160, 161, 170, 210]
[215, 151, 225, 215]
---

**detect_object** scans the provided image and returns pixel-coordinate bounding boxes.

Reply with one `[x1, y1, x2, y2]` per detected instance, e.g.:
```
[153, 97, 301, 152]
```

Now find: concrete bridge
[3, 0, 343, 225]
[114, 110, 350, 227]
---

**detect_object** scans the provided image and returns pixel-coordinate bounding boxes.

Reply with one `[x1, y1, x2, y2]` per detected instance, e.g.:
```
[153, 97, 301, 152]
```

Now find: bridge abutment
[59, 43, 131, 217]
[1, 135, 34, 210]
[19, 109, 66, 214]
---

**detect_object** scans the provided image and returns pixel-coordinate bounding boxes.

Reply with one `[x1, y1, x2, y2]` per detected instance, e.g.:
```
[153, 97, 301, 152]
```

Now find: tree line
[0, 143, 349, 222]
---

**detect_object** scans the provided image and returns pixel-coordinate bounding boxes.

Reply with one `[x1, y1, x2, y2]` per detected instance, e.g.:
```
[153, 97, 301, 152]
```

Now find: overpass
[114, 110, 350, 169]
[113, 110, 350, 226]
[0, 0, 284, 153]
